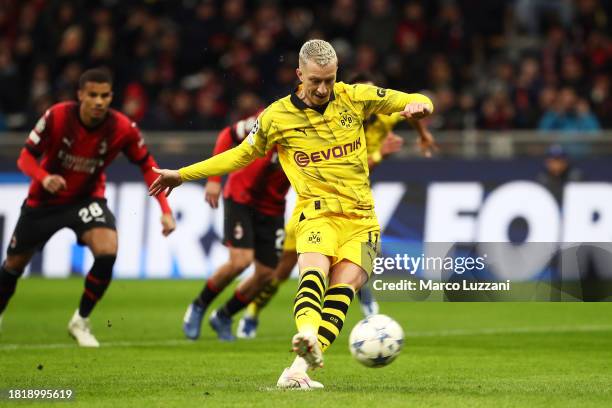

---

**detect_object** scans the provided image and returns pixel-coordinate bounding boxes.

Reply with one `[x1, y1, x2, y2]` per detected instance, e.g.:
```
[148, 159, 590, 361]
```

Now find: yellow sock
[293, 268, 326, 335]
[245, 279, 281, 318]
[317, 283, 355, 352]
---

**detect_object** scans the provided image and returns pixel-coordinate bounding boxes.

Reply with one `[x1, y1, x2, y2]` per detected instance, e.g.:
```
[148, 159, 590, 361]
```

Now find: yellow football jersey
[179, 82, 433, 217]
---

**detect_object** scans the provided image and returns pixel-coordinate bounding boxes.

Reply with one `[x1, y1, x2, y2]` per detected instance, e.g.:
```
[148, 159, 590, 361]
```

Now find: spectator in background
[0, 1, 611, 131]
[513, 57, 543, 128]
[122, 82, 148, 123]
[539, 87, 601, 132]
[358, 0, 397, 54]
[537, 144, 582, 204]
[590, 74, 612, 128]
[514, 0, 574, 34]
[479, 87, 516, 130]
[326, 0, 357, 42]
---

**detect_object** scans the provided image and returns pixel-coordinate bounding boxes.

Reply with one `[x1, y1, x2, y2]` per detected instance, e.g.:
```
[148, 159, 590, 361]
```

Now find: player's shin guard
[246, 279, 280, 317]
[317, 283, 355, 352]
[78, 254, 116, 318]
[293, 268, 326, 335]
[0, 264, 23, 315]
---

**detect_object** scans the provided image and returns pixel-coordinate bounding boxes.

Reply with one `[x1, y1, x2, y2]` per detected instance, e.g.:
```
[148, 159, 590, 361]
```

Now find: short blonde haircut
[299, 39, 338, 68]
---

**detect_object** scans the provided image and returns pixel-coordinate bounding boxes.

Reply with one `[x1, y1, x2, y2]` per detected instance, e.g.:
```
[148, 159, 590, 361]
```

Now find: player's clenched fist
[400, 102, 432, 120]
[149, 167, 183, 197]
[42, 174, 67, 194]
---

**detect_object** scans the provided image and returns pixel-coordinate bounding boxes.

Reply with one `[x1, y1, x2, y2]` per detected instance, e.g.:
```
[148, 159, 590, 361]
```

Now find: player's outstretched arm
[204, 126, 233, 209]
[149, 168, 182, 197]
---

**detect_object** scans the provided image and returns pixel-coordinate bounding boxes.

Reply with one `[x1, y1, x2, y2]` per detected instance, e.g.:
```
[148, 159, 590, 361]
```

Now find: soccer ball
[348, 314, 404, 367]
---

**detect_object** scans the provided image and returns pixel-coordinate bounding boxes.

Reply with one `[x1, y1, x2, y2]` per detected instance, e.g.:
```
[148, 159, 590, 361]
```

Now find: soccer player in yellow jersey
[236, 73, 437, 338]
[149, 39, 433, 389]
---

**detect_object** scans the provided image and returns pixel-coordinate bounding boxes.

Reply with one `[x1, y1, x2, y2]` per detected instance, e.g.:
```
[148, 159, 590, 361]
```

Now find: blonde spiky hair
[299, 39, 338, 68]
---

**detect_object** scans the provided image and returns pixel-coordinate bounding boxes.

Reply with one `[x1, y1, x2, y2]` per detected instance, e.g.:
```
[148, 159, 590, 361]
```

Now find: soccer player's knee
[2, 258, 27, 277]
[93, 241, 118, 257]
[255, 265, 275, 282]
[87, 230, 118, 256]
[1, 264, 25, 279]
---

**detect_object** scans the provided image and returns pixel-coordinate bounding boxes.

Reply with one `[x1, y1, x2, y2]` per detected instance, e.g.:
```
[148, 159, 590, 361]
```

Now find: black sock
[194, 280, 221, 309]
[0, 264, 22, 315]
[78, 255, 116, 318]
[218, 291, 250, 318]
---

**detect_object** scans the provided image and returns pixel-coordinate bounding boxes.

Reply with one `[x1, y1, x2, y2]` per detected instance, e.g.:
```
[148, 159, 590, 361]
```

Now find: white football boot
[68, 310, 100, 347]
[276, 368, 324, 389]
[291, 332, 323, 369]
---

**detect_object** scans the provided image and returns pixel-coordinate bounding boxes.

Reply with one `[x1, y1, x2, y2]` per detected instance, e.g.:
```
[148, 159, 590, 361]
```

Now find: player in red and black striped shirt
[0, 68, 176, 347]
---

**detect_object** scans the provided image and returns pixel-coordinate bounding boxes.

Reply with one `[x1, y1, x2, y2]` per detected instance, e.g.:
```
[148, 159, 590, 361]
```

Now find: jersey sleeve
[24, 109, 53, 157]
[178, 110, 272, 181]
[122, 122, 150, 164]
[349, 83, 434, 118]
[208, 127, 234, 183]
[122, 122, 172, 214]
[208, 113, 263, 183]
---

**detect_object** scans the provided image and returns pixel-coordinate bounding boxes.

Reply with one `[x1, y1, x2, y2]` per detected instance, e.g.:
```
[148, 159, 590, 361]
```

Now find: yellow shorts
[283, 206, 300, 252]
[294, 211, 380, 276]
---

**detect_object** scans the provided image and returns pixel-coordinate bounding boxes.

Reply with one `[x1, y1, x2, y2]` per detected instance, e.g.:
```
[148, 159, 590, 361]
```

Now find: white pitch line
[1, 324, 611, 351]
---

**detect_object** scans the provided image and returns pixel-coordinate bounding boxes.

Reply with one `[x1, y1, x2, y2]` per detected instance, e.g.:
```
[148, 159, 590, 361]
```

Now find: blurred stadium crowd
[0, 0, 611, 132]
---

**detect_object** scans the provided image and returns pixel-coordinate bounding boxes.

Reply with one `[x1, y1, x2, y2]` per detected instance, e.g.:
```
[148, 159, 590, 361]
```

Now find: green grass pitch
[1, 278, 611, 407]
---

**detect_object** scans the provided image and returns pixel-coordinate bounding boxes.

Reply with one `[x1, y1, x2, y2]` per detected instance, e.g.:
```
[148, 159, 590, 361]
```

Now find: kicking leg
[317, 260, 366, 352]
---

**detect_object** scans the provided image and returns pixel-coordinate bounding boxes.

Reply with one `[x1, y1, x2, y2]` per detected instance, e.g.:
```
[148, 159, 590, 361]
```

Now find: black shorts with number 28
[223, 198, 285, 268]
[7, 197, 116, 255]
